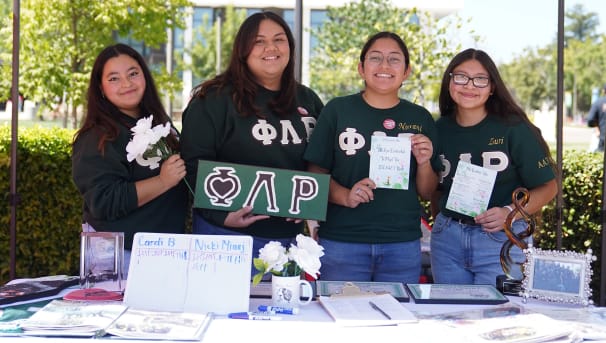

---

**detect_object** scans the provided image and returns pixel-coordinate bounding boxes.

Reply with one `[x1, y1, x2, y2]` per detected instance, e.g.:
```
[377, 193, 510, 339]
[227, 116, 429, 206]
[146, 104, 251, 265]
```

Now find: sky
[457, 0, 606, 64]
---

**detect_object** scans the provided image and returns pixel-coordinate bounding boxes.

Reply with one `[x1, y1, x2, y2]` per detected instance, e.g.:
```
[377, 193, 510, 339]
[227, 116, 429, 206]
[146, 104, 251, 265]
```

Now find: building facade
[158, 0, 463, 112]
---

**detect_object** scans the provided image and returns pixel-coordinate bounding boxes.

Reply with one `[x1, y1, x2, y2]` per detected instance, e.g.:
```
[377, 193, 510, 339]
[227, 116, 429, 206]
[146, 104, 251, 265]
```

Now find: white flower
[125, 115, 174, 170]
[153, 122, 172, 140]
[258, 241, 288, 272]
[135, 155, 162, 170]
[289, 234, 324, 279]
[126, 133, 151, 162]
[294, 234, 324, 259]
[130, 115, 153, 135]
[252, 234, 324, 285]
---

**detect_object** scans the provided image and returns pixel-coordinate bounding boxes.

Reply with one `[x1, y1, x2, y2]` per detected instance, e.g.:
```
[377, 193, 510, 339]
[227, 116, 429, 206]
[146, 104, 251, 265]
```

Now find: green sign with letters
[194, 160, 329, 221]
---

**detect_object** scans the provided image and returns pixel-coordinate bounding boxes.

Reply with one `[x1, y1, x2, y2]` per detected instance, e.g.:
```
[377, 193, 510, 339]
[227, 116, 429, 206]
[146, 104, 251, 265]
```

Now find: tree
[309, 0, 475, 106]
[181, 5, 247, 86]
[498, 4, 605, 118]
[0, 0, 190, 128]
[564, 37, 606, 114]
[565, 4, 600, 43]
[501, 46, 557, 111]
[0, 0, 9, 20]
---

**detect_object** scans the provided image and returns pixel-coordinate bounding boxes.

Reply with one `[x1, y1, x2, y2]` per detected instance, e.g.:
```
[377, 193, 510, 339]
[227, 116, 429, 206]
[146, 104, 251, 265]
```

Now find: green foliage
[536, 150, 603, 303]
[309, 0, 474, 103]
[565, 4, 600, 43]
[0, 0, 191, 124]
[0, 126, 81, 284]
[180, 5, 247, 86]
[0, 129, 605, 305]
[564, 38, 606, 111]
[501, 47, 557, 111]
[499, 5, 602, 114]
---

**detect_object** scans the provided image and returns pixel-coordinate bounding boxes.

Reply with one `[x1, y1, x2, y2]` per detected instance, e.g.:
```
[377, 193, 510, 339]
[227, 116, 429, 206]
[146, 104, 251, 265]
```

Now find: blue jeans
[430, 212, 527, 285]
[318, 238, 422, 284]
[192, 214, 294, 279]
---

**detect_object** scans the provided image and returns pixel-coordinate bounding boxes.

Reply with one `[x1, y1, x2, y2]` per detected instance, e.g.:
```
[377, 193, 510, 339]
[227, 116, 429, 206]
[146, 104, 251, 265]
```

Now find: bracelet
[504, 205, 513, 212]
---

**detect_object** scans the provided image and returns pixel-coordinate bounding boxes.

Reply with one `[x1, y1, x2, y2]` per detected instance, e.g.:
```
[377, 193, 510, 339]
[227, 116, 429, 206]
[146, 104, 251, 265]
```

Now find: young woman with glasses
[430, 48, 557, 285]
[304, 32, 441, 283]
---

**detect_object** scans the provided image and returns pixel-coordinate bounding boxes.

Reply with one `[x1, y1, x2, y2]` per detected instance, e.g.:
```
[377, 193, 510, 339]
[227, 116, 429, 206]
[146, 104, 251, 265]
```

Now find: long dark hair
[438, 48, 554, 164]
[74, 43, 177, 153]
[191, 11, 297, 118]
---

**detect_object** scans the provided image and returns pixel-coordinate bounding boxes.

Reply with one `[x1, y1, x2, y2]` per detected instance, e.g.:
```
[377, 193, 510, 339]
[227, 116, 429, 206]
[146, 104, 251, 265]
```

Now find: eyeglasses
[449, 73, 490, 88]
[365, 52, 404, 67]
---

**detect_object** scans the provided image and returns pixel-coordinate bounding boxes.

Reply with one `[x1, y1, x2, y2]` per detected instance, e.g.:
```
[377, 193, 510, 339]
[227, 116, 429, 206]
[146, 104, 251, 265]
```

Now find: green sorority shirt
[436, 114, 555, 220]
[71, 113, 188, 250]
[303, 93, 441, 244]
[180, 84, 324, 238]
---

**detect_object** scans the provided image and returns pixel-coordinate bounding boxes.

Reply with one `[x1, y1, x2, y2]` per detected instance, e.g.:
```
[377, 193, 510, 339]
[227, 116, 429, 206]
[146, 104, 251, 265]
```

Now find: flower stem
[183, 178, 195, 196]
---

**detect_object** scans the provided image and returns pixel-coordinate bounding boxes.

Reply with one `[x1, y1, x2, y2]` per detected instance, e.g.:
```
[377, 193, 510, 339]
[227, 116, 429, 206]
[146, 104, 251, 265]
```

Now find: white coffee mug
[271, 275, 313, 307]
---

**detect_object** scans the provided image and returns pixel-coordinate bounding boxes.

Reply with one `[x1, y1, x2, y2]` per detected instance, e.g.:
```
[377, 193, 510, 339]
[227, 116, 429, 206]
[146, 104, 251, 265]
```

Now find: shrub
[536, 150, 603, 303]
[0, 128, 603, 305]
[0, 125, 82, 284]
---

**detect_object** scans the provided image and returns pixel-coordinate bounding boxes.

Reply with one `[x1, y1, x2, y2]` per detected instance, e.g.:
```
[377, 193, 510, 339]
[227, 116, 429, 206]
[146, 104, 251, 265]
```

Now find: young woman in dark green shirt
[72, 44, 188, 275]
[180, 12, 323, 275]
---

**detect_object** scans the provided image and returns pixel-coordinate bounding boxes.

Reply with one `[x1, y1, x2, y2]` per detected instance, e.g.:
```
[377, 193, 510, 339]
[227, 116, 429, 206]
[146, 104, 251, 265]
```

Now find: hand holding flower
[158, 154, 187, 189]
[126, 115, 193, 195]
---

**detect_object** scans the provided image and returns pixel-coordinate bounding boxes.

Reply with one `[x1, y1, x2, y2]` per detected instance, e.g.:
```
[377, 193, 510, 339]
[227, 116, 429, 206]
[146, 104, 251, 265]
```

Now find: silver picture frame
[520, 245, 595, 306]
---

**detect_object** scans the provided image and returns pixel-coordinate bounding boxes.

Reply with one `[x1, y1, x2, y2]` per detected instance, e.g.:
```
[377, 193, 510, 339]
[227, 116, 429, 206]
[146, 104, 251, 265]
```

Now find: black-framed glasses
[365, 52, 404, 67]
[449, 73, 490, 88]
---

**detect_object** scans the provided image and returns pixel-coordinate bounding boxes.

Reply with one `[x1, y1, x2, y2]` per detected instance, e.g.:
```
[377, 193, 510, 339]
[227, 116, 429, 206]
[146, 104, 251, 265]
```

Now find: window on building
[310, 10, 327, 56]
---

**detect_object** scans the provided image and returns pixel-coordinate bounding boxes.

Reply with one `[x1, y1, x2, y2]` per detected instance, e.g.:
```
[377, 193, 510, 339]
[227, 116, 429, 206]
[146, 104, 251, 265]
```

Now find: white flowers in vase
[252, 234, 324, 286]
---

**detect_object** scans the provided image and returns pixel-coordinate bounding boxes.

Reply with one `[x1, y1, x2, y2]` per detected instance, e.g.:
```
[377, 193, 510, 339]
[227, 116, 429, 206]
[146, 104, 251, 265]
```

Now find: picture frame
[316, 280, 409, 302]
[405, 283, 509, 305]
[80, 232, 124, 292]
[520, 245, 595, 306]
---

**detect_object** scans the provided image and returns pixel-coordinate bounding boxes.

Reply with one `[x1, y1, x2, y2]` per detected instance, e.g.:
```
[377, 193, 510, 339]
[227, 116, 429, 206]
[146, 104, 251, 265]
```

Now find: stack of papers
[18, 299, 213, 340]
[105, 308, 213, 341]
[19, 300, 127, 337]
[440, 313, 576, 343]
[318, 293, 417, 326]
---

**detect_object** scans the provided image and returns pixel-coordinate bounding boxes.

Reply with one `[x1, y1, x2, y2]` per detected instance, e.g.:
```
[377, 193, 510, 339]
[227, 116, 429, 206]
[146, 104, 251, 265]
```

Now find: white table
[4, 294, 602, 342]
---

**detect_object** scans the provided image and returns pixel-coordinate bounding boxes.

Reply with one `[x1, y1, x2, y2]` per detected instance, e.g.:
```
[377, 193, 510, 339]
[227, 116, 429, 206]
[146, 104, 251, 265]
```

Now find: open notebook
[319, 292, 417, 326]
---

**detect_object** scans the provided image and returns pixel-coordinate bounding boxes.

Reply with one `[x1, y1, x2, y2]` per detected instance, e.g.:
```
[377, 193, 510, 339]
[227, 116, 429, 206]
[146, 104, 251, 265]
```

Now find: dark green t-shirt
[303, 93, 441, 243]
[436, 114, 555, 220]
[180, 84, 324, 238]
[71, 114, 188, 250]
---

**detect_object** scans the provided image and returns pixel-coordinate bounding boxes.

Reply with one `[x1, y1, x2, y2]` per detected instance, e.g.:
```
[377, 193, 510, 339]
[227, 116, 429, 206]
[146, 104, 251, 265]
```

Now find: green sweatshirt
[71, 113, 188, 249]
[180, 84, 323, 238]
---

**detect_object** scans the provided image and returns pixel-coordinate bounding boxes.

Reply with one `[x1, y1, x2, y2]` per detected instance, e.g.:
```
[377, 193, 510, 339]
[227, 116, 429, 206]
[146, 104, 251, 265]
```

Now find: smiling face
[358, 37, 410, 97]
[246, 19, 290, 90]
[448, 59, 493, 115]
[100, 54, 146, 118]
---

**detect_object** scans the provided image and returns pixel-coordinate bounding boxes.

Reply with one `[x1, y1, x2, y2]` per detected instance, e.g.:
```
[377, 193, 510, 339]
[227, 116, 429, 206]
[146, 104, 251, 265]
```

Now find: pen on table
[227, 312, 282, 320]
[369, 301, 391, 320]
[257, 305, 299, 315]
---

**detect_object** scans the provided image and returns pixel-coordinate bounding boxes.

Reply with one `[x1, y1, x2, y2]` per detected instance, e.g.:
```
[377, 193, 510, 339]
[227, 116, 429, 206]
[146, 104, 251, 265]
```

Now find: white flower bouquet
[252, 234, 324, 286]
[125, 115, 173, 170]
[125, 115, 193, 194]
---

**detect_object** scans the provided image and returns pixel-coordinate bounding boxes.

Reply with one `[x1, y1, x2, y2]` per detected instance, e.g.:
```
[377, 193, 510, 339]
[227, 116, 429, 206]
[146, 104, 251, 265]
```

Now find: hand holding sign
[194, 160, 330, 221]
